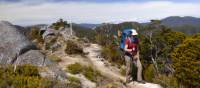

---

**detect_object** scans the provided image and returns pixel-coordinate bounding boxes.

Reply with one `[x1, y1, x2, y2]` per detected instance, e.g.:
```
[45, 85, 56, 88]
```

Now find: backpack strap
[127, 37, 132, 45]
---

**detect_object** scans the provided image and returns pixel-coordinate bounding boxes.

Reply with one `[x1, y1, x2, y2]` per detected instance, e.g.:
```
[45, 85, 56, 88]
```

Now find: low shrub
[82, 66, 101, 82]
[120, 67, 126, 76]
[67, 76, 81, 88]
[144, 64, 156, 82]
[67, 63, 102, 83]
[101, 44, 124, 67]
[153, 75, 180, 88]
[48, 54, 62, 62]
[29, 28, 44, 43]
[106, 83, 118, 88]
[67, 63, 83, 74]
[15, 64, 40, 76]
[65, 40, 84, 55]
[0, 64, 64, 88]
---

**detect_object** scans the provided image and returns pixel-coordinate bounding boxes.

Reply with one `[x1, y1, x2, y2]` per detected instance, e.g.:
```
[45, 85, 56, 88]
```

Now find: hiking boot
[137, 80, 146, 84]
[126, 77, 133, 83]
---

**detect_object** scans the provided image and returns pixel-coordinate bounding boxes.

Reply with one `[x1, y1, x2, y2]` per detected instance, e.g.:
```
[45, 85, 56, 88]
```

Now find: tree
[139, 20, 165, 75]
[171, 33, 200, 88]
[140, 21, 186, 75]
[50, 18, 69, 30]
[95, 34, 106, 45]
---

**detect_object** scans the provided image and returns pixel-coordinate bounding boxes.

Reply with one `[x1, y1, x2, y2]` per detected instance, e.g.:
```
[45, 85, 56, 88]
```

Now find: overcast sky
[0, 0, 200, 25]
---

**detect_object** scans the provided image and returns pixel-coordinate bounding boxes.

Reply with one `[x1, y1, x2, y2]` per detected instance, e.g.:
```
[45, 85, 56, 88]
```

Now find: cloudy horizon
[0, 0, 200, 26]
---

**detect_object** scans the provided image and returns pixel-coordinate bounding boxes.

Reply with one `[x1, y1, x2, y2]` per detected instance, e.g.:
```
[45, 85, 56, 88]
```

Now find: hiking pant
[125, 54, 143, 82]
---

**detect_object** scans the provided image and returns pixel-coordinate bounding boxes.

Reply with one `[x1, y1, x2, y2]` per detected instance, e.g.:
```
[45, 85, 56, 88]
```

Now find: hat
[130, 29, 138, 35]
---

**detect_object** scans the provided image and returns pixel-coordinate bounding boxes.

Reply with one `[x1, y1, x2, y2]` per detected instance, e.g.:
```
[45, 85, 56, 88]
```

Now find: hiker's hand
[126, 49, 132, 52]
[132, 52, 139, 60]
[132, 48, 136, 51]
[133, 55, 138, 60]
[133, 56, 137, 60]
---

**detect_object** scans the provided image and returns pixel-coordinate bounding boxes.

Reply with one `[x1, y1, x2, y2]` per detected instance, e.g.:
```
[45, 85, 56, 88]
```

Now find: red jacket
[125, 37, 140, 56]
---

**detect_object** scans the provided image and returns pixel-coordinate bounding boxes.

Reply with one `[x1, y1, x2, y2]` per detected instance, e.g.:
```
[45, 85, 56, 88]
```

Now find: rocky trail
[53, 43, 162, 88]
[84, 44, 162, 88]
[84, 44, 125, 81]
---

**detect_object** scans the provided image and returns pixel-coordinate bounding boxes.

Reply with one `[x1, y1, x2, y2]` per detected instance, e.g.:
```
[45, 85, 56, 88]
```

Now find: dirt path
[50, 49, 95, 88]
[51, 49, 91, 70]
[84, 44, 163, 88]
[83, 44, 125, 81]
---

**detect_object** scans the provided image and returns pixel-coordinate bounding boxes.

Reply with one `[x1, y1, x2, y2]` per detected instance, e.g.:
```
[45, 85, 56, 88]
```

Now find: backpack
[120, 29, 134, 51]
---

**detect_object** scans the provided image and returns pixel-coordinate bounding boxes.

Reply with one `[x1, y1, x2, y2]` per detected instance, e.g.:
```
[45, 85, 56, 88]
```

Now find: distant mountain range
[20, 16, 200, 35]
[77, 23, 100, 29]
[161, 16, 200, 27]
[78, 16, 200, 27]
[160, 16, 200, 34]
[78, 16, 200, 35]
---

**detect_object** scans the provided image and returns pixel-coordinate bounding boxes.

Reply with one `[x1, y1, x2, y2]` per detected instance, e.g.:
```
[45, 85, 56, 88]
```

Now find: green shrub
[50, 19, 69, 30]
[15, 64, 40, 76]
[144, 64, 156, 82]
[67, 63, 83, 74]
[106, 83, 118, 88]
[48, 54, 62, 62]
[29, 28, 44, 43]
[153, 75, 180, 88]
[0, 64, 64, 88]
[65, 40, 83, 55]
[82, 66, 101, 82]
[67, 76, 81, 88]
[67, 63, 102, 82]
[171, 34, 200, 88]
[101, 44, 124, 67]
[120, 67, 126, 76]
[12, 76, 41, 88]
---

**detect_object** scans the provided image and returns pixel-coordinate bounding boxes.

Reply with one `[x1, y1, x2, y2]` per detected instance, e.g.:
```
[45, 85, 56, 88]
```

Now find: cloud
[0, 0, 156, 3]
[1, 0, 200, 3]
[0, 1, 200, 25]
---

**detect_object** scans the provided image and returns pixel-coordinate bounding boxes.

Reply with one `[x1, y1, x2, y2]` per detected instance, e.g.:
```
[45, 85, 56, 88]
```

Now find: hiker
[121, 29, 145, 84]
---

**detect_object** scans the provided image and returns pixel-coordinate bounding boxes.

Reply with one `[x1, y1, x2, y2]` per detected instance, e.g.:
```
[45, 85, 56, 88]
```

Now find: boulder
[0, 21, 37, 64]
[15, 50, 52, 66]
[42, 28, 58, 39]
[42, 27, 75, 41]
[60, 27, 75, 40]
[0, 21, 52, 66]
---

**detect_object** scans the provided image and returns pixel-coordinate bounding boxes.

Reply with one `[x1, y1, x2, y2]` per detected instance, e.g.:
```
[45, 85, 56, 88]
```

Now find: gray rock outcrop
[15, 50, 52, 66]
[42, 27, 75, 41]
[0, 21, 52, 66]
[0, 21, 67, 81]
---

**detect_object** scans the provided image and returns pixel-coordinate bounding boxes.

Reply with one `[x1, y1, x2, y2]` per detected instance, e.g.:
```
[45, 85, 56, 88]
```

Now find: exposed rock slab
[0, 21, 37, 64]
[15, 50, 51, 66]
